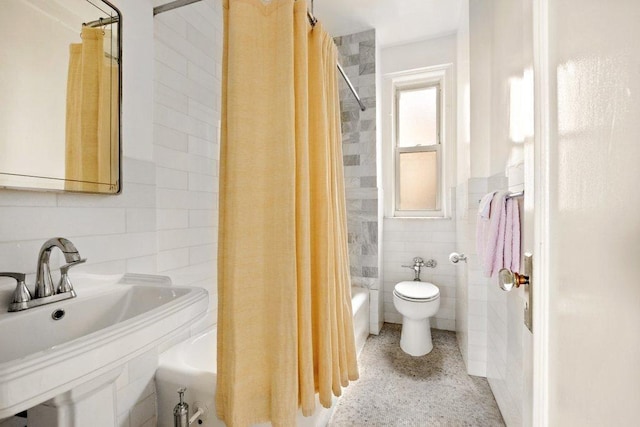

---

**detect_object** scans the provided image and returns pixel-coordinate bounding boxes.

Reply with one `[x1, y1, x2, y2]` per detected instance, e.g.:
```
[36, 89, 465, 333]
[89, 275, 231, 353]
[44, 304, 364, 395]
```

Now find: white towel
[478, 191, 496, 220]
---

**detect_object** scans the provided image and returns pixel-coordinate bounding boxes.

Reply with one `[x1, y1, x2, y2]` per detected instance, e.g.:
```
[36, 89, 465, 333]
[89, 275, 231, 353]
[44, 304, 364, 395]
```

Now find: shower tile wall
[334, 30, 379, 292]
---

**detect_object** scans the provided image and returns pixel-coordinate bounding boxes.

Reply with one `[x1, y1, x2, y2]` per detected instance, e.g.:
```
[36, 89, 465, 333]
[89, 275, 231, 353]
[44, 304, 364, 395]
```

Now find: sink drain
[51, 309, 65, 321]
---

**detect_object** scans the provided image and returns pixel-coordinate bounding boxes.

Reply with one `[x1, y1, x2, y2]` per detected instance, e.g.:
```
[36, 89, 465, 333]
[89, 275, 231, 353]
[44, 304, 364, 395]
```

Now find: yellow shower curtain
[65, 26, 118, 192]
[217, 0, 358, 425]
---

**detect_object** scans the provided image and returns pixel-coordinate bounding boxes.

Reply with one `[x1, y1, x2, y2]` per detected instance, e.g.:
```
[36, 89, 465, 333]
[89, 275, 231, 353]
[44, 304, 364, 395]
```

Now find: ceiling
[313, 0, 464, 47]
[153, 0, 463, 47]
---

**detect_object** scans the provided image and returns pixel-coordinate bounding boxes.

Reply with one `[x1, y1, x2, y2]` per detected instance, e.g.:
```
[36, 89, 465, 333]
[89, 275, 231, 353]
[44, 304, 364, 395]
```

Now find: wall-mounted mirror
[0, 0, 121, 194]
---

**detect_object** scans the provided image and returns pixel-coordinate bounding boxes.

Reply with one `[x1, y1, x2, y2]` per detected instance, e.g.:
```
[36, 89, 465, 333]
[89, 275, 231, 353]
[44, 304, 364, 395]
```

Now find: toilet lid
[394, 281, 439, 302]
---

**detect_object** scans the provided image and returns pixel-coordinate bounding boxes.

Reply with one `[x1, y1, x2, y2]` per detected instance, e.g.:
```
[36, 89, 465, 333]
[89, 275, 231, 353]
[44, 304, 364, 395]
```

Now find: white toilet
[393, 281, 440, 356]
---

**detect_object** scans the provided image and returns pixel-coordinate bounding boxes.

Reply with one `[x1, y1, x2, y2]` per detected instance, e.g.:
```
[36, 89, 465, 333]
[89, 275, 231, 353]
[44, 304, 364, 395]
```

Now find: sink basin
[0, 273, 208, 420]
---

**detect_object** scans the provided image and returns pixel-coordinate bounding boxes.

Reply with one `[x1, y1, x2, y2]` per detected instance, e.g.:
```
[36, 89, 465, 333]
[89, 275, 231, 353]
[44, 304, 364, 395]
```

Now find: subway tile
[155, 81, 189, 114]
[154, 42, 188, 76]
[73, 259, 127, 276]
[188, 191, 217, 210]
[116, 376, 155, 419]
[188, 172, 216, 193]
[71, 233, 157, 265]
[127, 349, 159, 383]
[154, 124, 189, 153]
[157, 188, 190, 210]
[157, 167, 189, 190]
[188, 98, 217, 126]
[155, 146, 189, 171]
[186, 20, 217, 57]
[115, 368, 129, 391]
[189, 244, 216, 265]
[157, 248, 190, 272]
[154, 10, 188, 38]
[126, 208, 156, 233]
[0, 189, 57, 207]
[161, 261, 215, 287]
[126, 255, 157, 275]
[130, 393, 157, 427]
[187, 62, 217, 93]
[157, 209, 189, 230]
[0, 207, 125, 242]
[57, 183, 155, 209]
[123, 158, 156, 185]
[189, 209, 215, 228]
[188, 135, 219, 159]
[158, 227, 214, 251]
[188, 154, 217, 176]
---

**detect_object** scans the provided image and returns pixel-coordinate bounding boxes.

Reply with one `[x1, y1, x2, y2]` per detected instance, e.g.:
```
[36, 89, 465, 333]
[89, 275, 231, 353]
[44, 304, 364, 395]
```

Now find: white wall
[380, 35, 458, 331]
[544, 0, 640, 423]
[0, 0, 220, 425]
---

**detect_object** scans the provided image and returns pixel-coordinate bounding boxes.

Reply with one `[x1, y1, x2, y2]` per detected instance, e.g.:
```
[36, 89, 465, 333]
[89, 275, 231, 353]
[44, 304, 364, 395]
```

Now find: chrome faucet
[35, 237, 83, 298]
[402, 257, 437, 281]
[1, 237, 85, 312]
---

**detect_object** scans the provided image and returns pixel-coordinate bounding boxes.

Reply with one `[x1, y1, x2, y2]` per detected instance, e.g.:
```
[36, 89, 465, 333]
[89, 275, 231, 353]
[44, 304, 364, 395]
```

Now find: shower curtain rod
[84, 16, 119, 27]
[153, 0, 367, 112]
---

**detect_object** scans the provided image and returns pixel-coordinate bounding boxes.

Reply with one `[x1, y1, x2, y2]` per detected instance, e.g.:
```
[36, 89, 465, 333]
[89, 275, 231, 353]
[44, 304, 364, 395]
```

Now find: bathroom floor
[328, 324, 505, 426]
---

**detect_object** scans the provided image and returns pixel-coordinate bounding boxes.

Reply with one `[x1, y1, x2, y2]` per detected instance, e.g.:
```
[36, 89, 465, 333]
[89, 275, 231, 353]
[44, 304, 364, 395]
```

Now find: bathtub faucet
[402, 257, 437, 281]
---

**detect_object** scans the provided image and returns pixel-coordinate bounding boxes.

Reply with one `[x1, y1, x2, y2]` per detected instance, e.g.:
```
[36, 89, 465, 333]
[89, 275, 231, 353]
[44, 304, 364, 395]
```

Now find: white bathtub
[156, 287, 369, 427]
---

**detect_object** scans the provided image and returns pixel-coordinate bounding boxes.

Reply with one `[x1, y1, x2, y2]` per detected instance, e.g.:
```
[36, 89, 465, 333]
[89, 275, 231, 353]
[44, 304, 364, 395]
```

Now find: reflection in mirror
[0, 0, 121, 194]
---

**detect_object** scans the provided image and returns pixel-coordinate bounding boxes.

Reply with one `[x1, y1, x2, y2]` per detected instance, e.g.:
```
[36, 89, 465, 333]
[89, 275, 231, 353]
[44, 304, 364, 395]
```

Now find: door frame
[532, 0, 550, 424]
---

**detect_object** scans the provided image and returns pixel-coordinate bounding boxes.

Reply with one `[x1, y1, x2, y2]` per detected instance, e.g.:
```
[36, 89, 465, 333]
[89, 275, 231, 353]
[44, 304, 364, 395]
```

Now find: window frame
[393, 78, 445, 218]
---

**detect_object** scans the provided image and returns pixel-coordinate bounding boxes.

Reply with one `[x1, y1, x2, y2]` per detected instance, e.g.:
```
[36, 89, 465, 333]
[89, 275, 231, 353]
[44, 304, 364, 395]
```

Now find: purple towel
[476, 191, 521, 277]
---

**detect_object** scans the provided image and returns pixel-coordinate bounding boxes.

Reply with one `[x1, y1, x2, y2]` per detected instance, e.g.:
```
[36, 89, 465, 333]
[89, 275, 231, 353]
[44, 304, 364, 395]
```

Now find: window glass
[398, 151, 438, 210]
[397, 86, 438, 147]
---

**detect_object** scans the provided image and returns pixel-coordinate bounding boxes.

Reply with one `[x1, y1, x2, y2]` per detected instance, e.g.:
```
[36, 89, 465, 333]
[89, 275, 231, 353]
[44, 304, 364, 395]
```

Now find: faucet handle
[0, 272, 32, 304]
[57, 259, 86, 294]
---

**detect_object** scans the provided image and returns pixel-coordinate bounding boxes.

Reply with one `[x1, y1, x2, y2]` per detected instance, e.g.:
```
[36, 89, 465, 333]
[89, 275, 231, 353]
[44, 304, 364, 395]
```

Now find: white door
[533, 0, 640, 424]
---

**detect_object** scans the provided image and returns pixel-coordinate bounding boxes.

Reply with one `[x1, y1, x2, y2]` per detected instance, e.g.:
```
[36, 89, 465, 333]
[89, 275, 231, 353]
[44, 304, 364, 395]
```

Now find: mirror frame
[0, 0, 123, 195]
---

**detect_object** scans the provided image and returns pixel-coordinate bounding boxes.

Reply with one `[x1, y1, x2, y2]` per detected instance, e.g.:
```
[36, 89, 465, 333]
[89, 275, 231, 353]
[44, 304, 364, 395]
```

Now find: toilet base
[400, 317, 433, 356]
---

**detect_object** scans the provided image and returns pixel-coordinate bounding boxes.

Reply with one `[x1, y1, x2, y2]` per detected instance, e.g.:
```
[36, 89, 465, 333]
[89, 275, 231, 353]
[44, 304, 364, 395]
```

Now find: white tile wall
[454, 177, 492, 377]
[153, 0, 220, 331]
[382, 190, 457, 331]
[485, 173, 525, 426]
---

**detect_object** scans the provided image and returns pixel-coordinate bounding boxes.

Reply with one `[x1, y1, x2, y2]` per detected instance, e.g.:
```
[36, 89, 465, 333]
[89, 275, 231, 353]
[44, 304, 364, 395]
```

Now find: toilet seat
[393, 281, 440, 302]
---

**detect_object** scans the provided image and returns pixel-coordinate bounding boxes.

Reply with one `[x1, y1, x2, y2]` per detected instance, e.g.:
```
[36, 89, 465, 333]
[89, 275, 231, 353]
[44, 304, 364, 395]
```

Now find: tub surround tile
[335, 30, 380, 297]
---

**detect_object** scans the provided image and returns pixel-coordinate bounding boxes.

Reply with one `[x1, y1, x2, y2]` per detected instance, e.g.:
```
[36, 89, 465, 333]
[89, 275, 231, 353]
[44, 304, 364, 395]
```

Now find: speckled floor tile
[328, 324, 505, 427]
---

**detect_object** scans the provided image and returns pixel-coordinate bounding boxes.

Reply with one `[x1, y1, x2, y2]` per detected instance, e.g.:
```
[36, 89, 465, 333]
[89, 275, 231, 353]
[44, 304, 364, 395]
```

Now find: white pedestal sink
[0, 273, 208, 425]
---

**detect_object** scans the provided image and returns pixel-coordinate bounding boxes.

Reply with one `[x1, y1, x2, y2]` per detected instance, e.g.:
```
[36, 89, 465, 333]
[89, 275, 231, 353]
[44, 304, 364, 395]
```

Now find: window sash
[394, 145, 441, 214]
[395, 83, 441, 147]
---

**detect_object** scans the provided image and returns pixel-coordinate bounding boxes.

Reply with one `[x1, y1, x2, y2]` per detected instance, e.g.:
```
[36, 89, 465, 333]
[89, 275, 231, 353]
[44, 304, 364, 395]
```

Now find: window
[394, 82, 443, 216]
